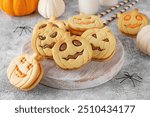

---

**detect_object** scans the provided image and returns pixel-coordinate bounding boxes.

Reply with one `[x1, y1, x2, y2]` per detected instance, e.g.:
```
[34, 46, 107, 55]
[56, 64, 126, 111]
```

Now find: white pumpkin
[136, 25, 150, 55]
[38, 0, 65, 18]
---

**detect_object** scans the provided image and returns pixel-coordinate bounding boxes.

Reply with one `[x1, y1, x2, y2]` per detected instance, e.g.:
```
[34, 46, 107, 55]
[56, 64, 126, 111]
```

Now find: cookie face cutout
[117, 9, 149, 36]
[33, 17, 66, 34]
[68, 13, 104, 32]
[52, 36, 92, 69]
[7, 54, 43, 91]
[32, 24, 66, 58]
[82, 27, 116, 60]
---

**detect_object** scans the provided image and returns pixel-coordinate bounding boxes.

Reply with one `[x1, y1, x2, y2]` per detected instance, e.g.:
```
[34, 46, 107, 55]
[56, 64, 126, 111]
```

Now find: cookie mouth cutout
[40, 42, 56, 49]
[125, 23, 142, 28]
[76, 20, 95, 25]
[63, 50, 84, 60]
[91, 44, 105, 51]
[15, 66, 27, 78]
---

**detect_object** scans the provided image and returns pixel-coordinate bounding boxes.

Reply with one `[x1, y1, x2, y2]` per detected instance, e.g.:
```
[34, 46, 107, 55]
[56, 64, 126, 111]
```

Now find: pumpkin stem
[117, 13, 122, 18]
[133, 8, 139, 13]
[32, 53, 43, 61]
[50, 16, 56, 21]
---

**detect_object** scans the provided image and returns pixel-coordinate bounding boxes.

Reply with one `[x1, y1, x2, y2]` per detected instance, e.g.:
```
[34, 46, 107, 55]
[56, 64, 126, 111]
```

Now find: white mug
[99, 0, 118, 6]
[78, 0, 99, 15]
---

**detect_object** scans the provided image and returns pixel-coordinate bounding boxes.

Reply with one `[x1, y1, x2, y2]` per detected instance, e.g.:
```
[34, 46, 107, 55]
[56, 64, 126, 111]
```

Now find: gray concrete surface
[0, 0, 150, 100]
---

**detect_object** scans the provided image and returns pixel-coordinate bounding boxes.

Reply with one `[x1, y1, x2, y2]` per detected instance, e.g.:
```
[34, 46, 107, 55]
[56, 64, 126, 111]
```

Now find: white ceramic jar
[100, 0, 118, 6]
[78, 0, 99, 14]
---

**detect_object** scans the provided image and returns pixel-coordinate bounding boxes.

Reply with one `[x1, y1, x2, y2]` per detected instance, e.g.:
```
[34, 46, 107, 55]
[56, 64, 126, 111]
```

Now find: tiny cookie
[7, 54, 43, 91]
[117, 9, 149, 36]
[82, 26, 116, 61]
[52, 35, 92, 70]
[68, 13, 104, 35]
[32, 23, 67, 58]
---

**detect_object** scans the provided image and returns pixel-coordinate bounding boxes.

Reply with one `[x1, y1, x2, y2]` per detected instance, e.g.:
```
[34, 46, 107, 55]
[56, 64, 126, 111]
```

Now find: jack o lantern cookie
[117, 9, 149, 36]
[52, 35, 92, 69]
[68, 13, 104, 35]
[32, 23, 67, 58]
[7, 54, 43, 91]
[82, 27, 116, 61]
[33, 16, 66, 34]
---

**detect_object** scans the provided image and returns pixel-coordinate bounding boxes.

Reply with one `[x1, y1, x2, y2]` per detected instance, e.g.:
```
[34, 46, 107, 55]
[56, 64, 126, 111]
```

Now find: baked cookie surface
[117, 9, 149, 36]
[33, 17, 66, 34]
[52, 35, 92, 69]
[82, 27, 116, 61]
[68, 13, 104, 34]
[32, 23, 67, 58]
[7, 54, 43, 91]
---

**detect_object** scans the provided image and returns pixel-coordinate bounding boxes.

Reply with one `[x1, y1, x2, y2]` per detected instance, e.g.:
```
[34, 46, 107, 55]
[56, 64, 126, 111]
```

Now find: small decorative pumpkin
[117, 9, 149, 36]
[136, 25, 150, 55]
[38, 0, 65, 18]
[0, 0, 38, 16]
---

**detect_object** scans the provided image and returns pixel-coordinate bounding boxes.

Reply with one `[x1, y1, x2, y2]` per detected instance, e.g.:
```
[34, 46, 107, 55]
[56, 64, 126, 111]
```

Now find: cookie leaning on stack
[82, 27, 116, 61]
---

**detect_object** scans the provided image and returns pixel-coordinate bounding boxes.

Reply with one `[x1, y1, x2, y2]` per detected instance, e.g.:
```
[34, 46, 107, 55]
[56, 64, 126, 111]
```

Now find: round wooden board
[22, 38, 124, 89]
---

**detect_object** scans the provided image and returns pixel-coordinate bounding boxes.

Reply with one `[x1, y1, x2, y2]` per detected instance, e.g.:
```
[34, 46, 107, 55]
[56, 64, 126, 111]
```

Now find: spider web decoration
[116, 72, 143, 87]
[13, 26, 33, 36]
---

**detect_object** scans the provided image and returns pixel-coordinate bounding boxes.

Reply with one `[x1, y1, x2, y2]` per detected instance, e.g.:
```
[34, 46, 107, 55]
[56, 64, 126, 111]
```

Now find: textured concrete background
[0, 0, 150, 100]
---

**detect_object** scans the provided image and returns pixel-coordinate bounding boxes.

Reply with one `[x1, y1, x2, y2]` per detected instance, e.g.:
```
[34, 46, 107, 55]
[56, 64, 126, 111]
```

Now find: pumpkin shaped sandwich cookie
[68, 13, 104, 35]
[33, 16, 67, 34]
[7, 54, 43, 91]
[32, 23, 67, 58]
[82, 26, 116, 61]
[52, 35, 92, 70]
[117, 9, 149, 36]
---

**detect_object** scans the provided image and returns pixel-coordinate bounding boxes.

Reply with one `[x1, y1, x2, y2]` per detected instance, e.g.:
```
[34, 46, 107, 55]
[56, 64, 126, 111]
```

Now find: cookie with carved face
[33, 16, 66, 34]
[32, 23, 67, 58]
[82, 27, 116, 61]
[7, 54, 43, 91]
[52, 35, 92, 69]
[117, 9, 149, 36]
[68, 13, 104, 35]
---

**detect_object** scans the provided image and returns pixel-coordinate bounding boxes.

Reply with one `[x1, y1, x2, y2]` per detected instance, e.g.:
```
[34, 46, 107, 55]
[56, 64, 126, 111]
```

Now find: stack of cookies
[32, 13, 116, 70]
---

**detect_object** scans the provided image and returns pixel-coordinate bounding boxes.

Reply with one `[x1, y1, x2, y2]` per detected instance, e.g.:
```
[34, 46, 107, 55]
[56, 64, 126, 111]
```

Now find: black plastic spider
[116, 72, 143, 87]
[14, 26, 33, 36]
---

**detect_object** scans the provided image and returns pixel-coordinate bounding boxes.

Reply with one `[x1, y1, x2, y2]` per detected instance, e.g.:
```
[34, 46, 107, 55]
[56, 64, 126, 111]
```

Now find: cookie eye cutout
[92, 34, 97, 38]
[52, 24, 59, 28]
[20, 57, 26, 63]
[39, 35, 46, 40]
[136, 15, 143, 21]
[59, 43, 67, 51]
[27, 64, 33, 70]
[72, 40, 82, 46]
[86, 17, 92, 19]
[124, 15, 131, 21]
[50, 32, 58, 38]
[75, 17, 82, 20]
[39, 24, 47, 29]
[103, 38, 109, 42]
